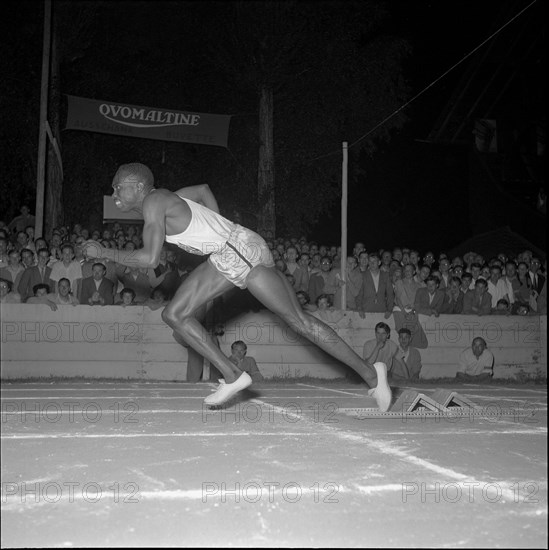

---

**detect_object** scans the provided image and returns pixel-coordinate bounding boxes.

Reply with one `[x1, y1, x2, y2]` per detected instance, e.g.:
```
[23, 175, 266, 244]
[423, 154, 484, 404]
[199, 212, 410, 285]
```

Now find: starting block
[389, 390, 446, 413]
[337, 387, 494, 419]
[430, 388, 478, 409]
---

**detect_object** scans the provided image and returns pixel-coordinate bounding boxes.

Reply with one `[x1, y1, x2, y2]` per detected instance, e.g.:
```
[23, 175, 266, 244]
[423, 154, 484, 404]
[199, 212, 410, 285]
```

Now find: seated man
[228, 340, 264, 382]
[456, 337, 494, 382]
[363, 322, 406, 380]
[392, 328, 422, 381]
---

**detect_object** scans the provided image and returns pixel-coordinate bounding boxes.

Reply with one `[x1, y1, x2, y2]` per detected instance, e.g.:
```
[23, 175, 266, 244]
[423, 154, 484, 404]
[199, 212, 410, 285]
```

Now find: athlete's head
[111, 163, 155, 211]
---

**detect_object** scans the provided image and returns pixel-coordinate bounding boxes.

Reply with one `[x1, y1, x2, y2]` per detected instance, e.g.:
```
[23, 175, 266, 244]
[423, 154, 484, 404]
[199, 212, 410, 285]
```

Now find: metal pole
[340, 142, 348, 311]
[35, 0, 52, 239]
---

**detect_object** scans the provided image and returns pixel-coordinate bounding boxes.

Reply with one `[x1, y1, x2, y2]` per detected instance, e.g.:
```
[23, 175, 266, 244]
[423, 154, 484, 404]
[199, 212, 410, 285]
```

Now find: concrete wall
[1, 304, 546, 380]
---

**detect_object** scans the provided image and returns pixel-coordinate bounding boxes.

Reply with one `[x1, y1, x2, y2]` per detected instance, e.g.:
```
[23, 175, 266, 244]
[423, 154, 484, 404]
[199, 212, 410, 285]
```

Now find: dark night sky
[2, 0, 542, 253]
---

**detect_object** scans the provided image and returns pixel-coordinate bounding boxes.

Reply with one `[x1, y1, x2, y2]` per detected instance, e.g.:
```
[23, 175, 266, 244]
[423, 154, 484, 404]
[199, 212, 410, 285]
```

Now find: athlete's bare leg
[161, 261, 246, 383]
[245, 265, 380, 387]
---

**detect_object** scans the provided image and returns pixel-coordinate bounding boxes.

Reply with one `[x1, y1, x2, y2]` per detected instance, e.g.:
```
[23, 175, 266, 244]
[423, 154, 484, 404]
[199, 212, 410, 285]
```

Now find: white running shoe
[204, 372, 253, 406]
[367, 362, 392, 412]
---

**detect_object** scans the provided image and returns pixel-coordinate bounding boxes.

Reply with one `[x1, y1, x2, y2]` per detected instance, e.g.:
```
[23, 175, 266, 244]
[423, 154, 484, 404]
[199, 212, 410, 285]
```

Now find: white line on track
[297, 382, 366, 397]
[0, 432, 313, 440]
[248, 397, 544, 502]
[0, 395, 363, 401]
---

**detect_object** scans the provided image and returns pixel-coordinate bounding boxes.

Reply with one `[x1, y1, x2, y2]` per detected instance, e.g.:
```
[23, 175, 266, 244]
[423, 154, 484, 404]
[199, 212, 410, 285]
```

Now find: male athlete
[83, 163, 391, 409]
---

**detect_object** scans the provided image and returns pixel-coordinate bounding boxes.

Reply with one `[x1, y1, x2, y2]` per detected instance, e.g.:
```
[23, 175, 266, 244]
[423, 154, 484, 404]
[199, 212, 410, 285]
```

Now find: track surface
[1, 381, 547, 548]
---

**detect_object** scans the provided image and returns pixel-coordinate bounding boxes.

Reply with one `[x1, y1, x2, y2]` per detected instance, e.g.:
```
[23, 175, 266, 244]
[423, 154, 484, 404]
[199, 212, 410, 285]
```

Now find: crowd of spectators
[0, 208, 546, 319]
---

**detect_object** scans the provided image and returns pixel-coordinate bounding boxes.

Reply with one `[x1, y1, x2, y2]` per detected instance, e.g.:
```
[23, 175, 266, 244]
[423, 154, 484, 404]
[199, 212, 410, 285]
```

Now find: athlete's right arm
[83, 195, 166, 269]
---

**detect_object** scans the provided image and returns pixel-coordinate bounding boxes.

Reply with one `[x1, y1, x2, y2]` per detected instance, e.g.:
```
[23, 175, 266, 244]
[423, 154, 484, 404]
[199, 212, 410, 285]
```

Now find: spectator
[414, 276, 445, 317]
[334, 255, 363, 310]
[529, 257, 545, 295]
[0, 250, 25, 291]
[49, 244, 83, 297]
[390, 265, 403, 289]
[14, 231, 34, 254]
[0, 278, 21, 303]
[20, 248, 36, 269]
[296, 290, 317, 312]
[8, 205, 35, 236]
[437, 257, 452, 291]
[422, 251, 436, 270]
[308, 256, 340, 305]
[309, 253, 322, 276]
[413, 265, 430, 287]
[17, 248, 52, 302]
[0, 237, 9, 268]
[514, 261, 535, 310]
[480, 265, 491, 281]
[312, 293, 345, 327]
[392, 248, 403, 263]
[502, 261, 520, 305]
[493, 298, 511, 315]
[442, 276, 464, 314]
[357, 253, 394, 318]
[409, 250, 420, 271]
[357, 250, 369, 273]
[463, 251, 476, 272]
[143, 287, 169, 311]
[456, 337, 494, 382]
[46, 277, 79, 305]
[274, 258, 287, 273]
[48, 233, 63, 264]
[116, 265, 165, 304]
[394, 264, 421, 313]
[79, 262, 115, 306]
[284, 246, 308, 293]
[469, 263, 483, 289]
[352, 242, 366, 260]
[228, 340, 264, 382]
[392, 328, 423, 381]
[537, 277, 547, 315]
[362, 322, 406, 378]
[153, 261, 182, 300]
[118, 287, 137, 307]
[26, 283, 57, 311]
[462, 278, 492, 316]
[380, 250, 392, 273]
[154, 245, 170, 276]
[486, 265, 510, 310]
[460, 272, 473, 295]
[296, 253, 311, 292]
[515, 303, 532, 316]
[451, 263, 464, 281]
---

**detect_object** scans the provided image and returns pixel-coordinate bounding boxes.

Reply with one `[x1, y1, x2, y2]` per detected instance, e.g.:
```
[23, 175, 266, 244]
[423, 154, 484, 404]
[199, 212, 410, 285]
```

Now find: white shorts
[208, 225, 274, 289]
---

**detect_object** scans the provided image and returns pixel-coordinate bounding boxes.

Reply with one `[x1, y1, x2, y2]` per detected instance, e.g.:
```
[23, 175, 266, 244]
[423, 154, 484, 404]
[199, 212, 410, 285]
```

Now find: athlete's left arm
[174, 184, 220, 214]
[83, 195, 166, 269]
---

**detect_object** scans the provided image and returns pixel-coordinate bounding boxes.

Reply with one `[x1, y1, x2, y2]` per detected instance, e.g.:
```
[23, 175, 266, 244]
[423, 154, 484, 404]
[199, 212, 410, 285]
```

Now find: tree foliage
[2, 0, 410, 237]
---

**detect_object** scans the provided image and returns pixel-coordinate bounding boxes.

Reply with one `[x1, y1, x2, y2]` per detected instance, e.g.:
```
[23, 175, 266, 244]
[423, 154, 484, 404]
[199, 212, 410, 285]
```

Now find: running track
[1, 381, 547, 547]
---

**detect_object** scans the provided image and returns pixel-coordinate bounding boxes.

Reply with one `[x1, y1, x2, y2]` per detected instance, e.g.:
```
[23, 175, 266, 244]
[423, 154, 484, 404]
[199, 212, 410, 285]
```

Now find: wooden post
[35, 0, 52, 239]
[340, 142, 348, 311]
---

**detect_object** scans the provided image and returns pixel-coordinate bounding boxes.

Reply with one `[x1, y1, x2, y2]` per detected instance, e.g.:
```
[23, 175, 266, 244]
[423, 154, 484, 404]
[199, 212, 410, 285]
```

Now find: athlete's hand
[82, 240, 103, 259]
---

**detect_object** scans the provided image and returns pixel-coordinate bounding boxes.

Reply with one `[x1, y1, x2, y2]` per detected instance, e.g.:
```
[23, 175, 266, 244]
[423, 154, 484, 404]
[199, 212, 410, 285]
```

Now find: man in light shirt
[486, 265, 510, 309]
[456, 337, 494, 382]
